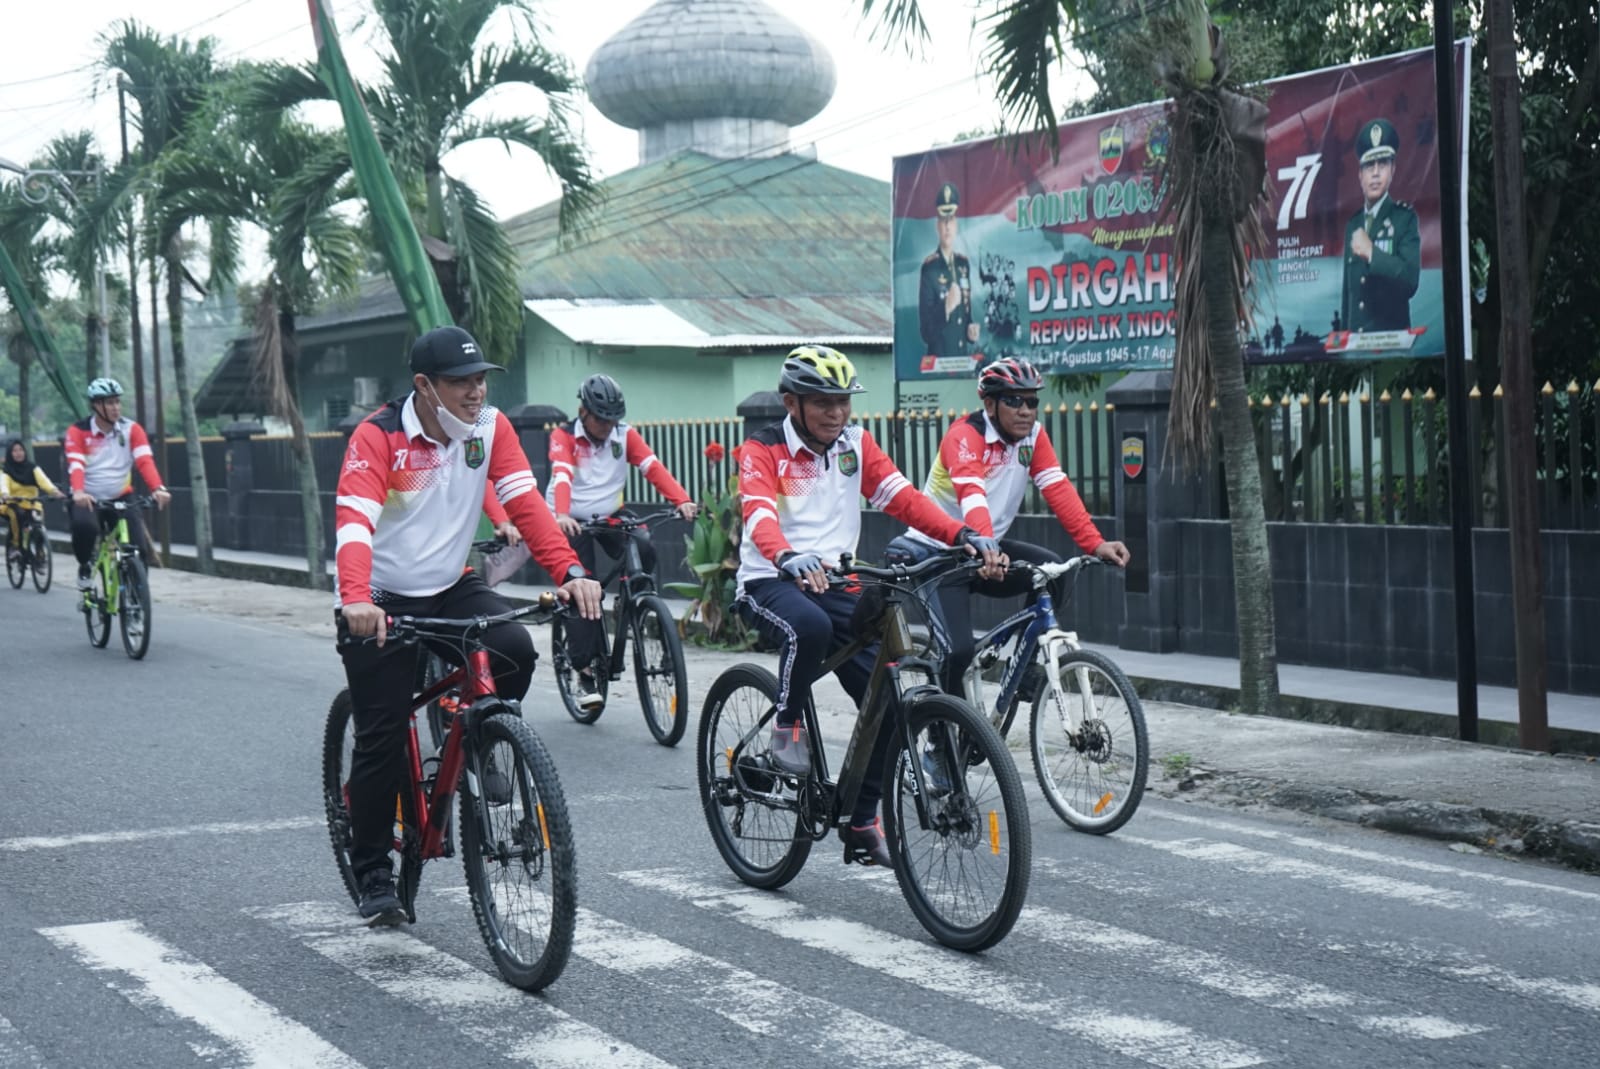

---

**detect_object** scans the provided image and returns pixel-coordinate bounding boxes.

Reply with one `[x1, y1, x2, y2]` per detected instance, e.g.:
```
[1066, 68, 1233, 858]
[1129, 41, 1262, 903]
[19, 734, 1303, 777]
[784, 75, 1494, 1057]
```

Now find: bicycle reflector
[989, 810, 1001, 855]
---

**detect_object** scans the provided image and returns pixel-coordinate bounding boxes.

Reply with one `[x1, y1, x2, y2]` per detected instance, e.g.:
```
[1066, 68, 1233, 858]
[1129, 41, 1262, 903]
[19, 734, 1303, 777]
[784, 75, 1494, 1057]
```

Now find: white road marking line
[1355, 1015, 1490, 1040]
[1, 818, 321, 852]
[38, 920, 361, 1069]
[0, 1014, 49, 1069]
[617, 869, 1265, 1069]
[572, 907, 1006, 1069]
[248, 902, 674, 1069]
[1145, 808, 1600, 903]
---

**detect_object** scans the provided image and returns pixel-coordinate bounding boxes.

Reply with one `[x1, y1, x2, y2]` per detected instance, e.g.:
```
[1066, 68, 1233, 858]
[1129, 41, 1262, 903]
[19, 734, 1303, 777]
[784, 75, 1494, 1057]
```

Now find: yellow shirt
[1, 466, 60, 500]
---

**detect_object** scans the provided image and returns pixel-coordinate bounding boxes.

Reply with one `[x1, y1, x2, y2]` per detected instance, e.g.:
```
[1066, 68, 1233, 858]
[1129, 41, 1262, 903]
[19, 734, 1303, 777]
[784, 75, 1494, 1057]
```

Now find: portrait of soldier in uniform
[1340, 118, 1421, 333]
[919, 181, 980, 357]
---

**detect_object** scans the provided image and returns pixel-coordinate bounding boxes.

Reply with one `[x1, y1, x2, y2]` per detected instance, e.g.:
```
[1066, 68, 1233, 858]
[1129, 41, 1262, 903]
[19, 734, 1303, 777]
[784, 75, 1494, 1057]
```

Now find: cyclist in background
[547, 373, 698, 711]
[736, 345, 1004, 867]
[64, 379, 170, 590]
[334, 325, 601, 924]
[2, 437, 66, 559]
[887, 357, 1130, 694]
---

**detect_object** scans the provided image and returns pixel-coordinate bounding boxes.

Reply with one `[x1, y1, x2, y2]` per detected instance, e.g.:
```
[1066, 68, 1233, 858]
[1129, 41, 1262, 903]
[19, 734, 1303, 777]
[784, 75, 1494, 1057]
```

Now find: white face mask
[424, 382, 478, 441]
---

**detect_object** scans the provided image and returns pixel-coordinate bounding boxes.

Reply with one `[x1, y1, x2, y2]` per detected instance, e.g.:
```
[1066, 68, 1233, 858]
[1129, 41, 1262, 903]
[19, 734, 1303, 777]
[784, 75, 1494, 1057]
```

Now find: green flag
[307, 0, 453, 334]
[0, 238, 87, 422]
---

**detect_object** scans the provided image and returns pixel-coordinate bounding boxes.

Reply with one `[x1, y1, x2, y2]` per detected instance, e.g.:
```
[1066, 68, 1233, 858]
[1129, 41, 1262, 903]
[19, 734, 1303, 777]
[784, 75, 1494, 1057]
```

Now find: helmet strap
[983, 398, 1025, 445]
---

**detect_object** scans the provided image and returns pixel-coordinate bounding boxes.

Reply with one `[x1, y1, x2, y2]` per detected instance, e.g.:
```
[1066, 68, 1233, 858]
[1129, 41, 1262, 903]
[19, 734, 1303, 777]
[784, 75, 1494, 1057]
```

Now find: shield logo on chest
[464, 437, 485, 469]
[1017, 444, 1033, 467]
[837, 449, 858, 476]
[611, 440, 623, 459]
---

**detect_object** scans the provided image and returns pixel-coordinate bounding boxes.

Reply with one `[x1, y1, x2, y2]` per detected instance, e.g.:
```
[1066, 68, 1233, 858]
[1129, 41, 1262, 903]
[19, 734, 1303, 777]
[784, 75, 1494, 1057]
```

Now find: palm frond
[858, 0, 933, 53]
[441, 173, 522, 364]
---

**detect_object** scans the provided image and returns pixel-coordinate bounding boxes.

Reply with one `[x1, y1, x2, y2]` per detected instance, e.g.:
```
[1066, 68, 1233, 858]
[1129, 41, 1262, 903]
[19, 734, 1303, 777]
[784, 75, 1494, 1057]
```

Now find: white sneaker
[77, 572, 93, 591]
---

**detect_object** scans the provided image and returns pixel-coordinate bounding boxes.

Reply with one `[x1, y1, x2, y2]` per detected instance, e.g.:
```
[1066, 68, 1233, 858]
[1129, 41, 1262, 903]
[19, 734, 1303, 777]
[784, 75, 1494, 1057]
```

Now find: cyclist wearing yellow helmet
[734, 345, 1005, 867]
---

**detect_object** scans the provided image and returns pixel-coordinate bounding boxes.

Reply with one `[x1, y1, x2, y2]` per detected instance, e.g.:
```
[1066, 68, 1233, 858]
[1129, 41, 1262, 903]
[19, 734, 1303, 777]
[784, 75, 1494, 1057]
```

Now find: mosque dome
[585, 0, 837, 164]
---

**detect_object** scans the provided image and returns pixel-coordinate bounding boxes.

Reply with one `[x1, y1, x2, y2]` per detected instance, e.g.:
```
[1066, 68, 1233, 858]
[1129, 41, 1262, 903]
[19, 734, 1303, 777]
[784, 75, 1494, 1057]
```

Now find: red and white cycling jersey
[735, 417, 965, 592]
[904, 411, 1102, 551]
[334, 395, 578, 605]
[546, 420, 689, 521]
[64, 417, 163, 501]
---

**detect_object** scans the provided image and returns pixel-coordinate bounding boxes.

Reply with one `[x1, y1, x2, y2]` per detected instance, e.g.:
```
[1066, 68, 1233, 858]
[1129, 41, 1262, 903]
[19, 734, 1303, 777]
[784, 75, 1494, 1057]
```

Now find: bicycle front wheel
[28, 527, 50, 593]
[883, 694, 1031, 952]
[551, 615, 607, 724]
[321, 690, 362, 905]
[459, 711, 577, 992]
[632, 594, 689, 746]
[119, 556, 152, 660]
[1030, 648, 1149, 834]
[696, 664, 812, 889]
[84, 562, 111, 648]
[4, 534, 21, 588]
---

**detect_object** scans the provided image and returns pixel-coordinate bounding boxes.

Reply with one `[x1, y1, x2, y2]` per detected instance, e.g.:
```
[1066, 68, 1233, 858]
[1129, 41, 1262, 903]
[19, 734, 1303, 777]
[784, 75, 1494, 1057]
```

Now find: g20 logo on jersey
[837, 449, 858, 476]
[464, 437, 485, 469]
[343, 457, 369, 472]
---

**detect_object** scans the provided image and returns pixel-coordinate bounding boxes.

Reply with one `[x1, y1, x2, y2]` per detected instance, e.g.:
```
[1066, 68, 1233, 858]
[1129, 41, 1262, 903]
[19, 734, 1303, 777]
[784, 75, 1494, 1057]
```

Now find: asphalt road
[1, 576, 1596, 1068]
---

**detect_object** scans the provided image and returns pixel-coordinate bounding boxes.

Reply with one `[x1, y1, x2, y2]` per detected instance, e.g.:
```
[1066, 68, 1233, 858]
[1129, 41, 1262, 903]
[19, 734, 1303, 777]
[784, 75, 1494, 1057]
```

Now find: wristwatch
[564, 564, 588, 582]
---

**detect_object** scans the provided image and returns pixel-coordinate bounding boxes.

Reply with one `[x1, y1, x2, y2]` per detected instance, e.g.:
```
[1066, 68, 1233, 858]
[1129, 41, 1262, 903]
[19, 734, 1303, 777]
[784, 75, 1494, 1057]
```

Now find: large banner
[891, 43, 1471, 381]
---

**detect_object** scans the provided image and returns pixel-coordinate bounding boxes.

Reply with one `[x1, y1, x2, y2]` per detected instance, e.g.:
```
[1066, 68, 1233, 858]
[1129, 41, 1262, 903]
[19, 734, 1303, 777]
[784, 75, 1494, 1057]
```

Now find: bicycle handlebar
[472, 535, 510, 553]
[338, 592, 565, 647]
[98, 494, 155, 512]
[1009, 555, 1103, 583]
[824, 547, 981, 588]
[576, 508, 682, 533]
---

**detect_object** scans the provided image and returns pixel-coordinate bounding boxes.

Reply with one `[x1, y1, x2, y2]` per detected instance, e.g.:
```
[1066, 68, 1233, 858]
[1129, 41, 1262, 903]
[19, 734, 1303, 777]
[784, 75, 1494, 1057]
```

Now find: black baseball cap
[409, 326, 504, 377]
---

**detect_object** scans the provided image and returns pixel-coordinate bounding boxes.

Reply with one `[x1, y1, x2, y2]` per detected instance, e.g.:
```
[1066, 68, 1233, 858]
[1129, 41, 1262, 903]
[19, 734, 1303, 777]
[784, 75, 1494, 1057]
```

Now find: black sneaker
[576, 671, 604, 711]
[768, 721, 811, 776]
[356, 867, 406, 926]
[841, 818, 893, 867]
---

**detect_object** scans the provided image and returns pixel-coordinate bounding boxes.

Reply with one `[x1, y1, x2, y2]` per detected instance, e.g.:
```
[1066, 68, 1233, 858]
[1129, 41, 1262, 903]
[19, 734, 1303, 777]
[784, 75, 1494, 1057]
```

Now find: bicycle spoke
[1030, 650, 1149, 834]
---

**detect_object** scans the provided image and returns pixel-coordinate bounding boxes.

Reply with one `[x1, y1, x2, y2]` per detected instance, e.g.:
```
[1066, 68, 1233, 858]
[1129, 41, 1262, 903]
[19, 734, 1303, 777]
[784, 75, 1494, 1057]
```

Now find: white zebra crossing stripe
[573, 908, 1007, 1069]
[617, 868, 1266, 1069]
[39, 920, 362, 1069]
[0, 1014, 49, 1068]
[247, 902, 674, 1069]
[0, 818, 321, 853]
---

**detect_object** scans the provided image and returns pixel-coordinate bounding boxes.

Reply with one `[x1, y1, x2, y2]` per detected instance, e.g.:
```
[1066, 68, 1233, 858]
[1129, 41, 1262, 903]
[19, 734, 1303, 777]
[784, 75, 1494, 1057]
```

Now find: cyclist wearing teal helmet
[64, 378, 170, 588]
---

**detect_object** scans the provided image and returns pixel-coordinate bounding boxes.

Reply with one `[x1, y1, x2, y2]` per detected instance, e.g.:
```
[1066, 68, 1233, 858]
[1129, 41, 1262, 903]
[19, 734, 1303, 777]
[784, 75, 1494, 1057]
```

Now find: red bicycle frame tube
[405, 648, 500, 861]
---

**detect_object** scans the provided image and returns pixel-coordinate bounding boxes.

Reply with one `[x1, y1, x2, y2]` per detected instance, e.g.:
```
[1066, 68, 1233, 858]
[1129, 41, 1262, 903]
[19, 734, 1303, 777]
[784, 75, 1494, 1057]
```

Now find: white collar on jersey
[781, 413, 852, 462]
[400, 393, 452, 449]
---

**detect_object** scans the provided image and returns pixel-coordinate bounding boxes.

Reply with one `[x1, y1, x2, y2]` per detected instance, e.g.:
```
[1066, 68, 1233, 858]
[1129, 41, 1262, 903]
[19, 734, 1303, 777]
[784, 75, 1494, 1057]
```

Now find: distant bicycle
[550, 510, 689, 746]
[326, 595, 577, 991]
[81, 495, 153, 660]
[3, 498, 52, 593]
[963, 555, 1148, 834]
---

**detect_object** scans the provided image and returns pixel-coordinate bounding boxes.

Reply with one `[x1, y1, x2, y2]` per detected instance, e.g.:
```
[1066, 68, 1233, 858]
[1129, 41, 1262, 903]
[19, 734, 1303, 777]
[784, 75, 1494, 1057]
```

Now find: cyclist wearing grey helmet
[64, 378, 170, 589]
[547, 373, 698, 710]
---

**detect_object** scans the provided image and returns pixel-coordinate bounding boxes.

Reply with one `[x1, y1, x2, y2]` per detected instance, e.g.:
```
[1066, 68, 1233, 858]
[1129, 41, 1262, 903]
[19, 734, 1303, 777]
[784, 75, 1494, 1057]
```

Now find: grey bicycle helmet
[577, 374, 626, 421]
[977, 358, 1042, 397]
[778, 345, 866, 396]
[86, 377, 124, 401]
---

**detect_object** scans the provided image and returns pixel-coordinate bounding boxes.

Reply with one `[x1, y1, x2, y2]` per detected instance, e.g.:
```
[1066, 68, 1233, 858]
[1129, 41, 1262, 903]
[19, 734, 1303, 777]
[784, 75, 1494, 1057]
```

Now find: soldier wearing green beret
[919, 181, 979, 357]
[1340, 118, 1421, 333]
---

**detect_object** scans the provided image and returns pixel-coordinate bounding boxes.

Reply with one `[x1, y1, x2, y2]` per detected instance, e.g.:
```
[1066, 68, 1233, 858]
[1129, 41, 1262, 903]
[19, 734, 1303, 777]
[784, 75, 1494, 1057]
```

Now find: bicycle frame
[964, 564, 1094, 737]
[404, 648, 505, 862]
[578, 514, 669, 678]
[90, 512, 134, 613]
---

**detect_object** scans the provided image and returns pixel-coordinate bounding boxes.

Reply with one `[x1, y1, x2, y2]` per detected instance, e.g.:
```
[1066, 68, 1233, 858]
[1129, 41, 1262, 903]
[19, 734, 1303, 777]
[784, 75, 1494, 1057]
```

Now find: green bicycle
[81, 495, 153, 660]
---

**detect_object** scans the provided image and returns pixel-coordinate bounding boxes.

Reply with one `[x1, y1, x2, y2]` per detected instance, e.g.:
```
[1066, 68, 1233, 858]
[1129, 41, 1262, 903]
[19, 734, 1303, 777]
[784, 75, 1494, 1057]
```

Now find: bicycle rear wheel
[1030, 648, 1149, 834]
[696, 664, 812, 889]
[321, 690, 362, 905]
[459, 710, 576, 992]
[84, 561, 111, 648]
[883, 694, 1031, 952]
[28, 526, 50, 593]
[551, 615, 607, 723]
[119, 556, 152, 660]
[632, 594, 688, 746]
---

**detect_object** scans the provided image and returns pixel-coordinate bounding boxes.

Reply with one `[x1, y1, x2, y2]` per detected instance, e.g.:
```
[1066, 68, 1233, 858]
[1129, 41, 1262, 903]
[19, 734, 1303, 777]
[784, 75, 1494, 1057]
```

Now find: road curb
[1129, 675, 1600, 758]
[1167, 771, 1600, 874]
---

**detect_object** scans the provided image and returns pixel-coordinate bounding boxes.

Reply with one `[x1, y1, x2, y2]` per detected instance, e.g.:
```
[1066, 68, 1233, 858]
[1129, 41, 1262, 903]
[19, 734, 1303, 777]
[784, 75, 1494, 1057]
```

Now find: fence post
[1569, 381, 1584, 529]
[505, 403, 569, 493]
[1379, 390, 1394, 525]
[1541, 381, 1557, 523]
[1360, 390, 1375, 522]
[1425, 388, 1441, 524]
[737, 390, 786, 450]
[220, 420, 265, 552]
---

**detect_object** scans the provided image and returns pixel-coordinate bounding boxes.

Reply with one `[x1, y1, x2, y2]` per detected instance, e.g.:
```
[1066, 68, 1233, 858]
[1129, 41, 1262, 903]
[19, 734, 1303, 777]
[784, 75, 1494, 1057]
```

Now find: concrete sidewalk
[66, 535, 1600, 873]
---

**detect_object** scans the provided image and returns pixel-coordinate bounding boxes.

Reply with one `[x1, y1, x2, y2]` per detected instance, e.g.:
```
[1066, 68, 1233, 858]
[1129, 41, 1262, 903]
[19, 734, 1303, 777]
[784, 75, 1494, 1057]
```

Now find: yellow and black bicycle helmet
[778, 345, 866, 396]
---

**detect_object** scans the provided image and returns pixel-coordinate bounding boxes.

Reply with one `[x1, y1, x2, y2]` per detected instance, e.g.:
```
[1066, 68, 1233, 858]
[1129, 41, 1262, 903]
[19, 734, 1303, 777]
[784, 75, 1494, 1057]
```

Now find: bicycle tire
[882, 693, 1031, 952]
[28, 526, 50, 593]
[84, 561, 111, 648]
[1029, 647, 1149, 834]
[551, 615, 607, 724]
[4, 535, 21, 588]
[632, 594, 689, 746]
[696, 664, 812, 889]
[459, 710, 577, 992]
[321, 689, 363, 906]
[119, 556, 152, 660]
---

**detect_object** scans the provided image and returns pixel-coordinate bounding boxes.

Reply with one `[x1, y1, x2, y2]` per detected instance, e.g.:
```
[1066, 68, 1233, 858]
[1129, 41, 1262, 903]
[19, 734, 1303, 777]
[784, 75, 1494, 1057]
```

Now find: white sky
[0, 0, 1050, 225]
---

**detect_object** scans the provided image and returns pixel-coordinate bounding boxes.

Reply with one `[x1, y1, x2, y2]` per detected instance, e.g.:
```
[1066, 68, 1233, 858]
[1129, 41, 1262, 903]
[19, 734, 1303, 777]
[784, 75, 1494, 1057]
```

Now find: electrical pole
[1485, 0, 1549, 749]
[119, 78, 146, 428]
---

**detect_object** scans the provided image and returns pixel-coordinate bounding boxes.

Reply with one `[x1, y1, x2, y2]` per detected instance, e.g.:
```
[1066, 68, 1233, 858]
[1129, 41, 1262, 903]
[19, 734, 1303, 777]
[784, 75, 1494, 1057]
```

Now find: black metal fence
[1210, 380, 1600, 530]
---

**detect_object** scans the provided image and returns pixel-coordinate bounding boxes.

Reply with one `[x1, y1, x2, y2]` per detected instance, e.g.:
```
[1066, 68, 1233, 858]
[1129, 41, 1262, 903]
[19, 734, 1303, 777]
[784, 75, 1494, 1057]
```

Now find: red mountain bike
[324, 595, 577, 991]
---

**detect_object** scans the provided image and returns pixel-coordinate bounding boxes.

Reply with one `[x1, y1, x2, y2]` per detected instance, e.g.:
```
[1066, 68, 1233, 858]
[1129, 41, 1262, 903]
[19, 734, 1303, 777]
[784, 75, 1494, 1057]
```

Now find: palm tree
[33, 131, 112, 387]
[245, 0, 599, 364]
[160, 77, 367, 588]
[0, 184, 54, 444]
[100, 21, 228, 574]
[863, 0, 1281, 713]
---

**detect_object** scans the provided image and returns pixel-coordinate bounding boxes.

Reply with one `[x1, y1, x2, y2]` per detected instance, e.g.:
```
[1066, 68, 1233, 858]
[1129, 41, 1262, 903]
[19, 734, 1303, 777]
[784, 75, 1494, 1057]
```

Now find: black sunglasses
[997, 393, 1040, 410]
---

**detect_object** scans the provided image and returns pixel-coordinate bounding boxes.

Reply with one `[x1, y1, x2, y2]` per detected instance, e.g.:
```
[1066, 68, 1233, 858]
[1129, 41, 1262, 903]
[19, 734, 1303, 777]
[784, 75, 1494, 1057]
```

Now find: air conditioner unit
[352, 376, 381, 407]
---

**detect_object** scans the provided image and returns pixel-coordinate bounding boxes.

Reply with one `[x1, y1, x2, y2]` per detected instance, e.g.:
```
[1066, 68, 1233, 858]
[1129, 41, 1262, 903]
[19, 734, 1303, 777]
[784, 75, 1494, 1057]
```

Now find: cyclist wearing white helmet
[64, 378, 170, 588]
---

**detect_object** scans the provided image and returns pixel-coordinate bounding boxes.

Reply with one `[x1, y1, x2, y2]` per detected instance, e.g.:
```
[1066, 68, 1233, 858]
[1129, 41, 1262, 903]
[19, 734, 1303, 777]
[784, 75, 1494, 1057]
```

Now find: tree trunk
[165, 251, 214, 573]
[280, 308, 325, 590]
[17, 359, 30, 446]
[84, 307, 100, 387]
[1202, 217, 1281, 715]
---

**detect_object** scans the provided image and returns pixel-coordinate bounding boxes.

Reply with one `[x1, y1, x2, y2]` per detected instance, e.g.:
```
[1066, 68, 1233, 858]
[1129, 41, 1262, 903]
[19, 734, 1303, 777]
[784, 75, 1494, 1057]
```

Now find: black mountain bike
[4, 499, 52, 593]
[697, 549, 1032, 952]
[550, 510, 689, 746]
